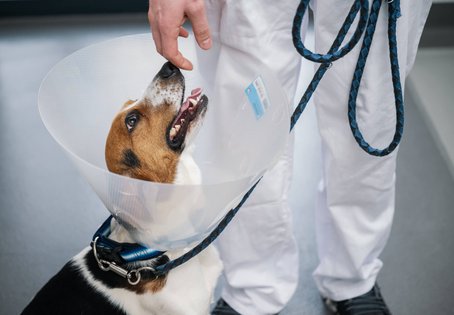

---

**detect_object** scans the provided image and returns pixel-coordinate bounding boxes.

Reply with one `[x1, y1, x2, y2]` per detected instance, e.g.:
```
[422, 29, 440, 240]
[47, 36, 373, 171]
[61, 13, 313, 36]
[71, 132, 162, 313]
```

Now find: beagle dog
[22, 62, 222, 315]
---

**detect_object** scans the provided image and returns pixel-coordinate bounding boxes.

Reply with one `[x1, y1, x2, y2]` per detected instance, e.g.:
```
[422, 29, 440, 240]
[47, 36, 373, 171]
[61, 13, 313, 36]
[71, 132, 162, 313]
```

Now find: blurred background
[1, 1, 453, 314]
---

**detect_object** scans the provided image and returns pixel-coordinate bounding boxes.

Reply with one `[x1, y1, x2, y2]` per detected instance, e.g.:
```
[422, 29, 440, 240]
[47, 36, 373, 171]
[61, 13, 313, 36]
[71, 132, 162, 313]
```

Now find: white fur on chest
[173, 145, 201, 185]
[74, 245, 222, 315]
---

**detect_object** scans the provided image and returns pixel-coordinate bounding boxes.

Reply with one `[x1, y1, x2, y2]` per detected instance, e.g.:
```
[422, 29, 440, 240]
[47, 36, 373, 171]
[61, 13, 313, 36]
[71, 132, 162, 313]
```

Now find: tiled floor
[1, 14, 453, 315]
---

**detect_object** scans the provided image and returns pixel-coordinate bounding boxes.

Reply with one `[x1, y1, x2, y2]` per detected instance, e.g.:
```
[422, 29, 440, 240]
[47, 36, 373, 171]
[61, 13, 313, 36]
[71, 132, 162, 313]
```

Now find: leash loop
[291, 0, 404, 156]
[292, 0, 369, 64]
[347, 0, 403, 156]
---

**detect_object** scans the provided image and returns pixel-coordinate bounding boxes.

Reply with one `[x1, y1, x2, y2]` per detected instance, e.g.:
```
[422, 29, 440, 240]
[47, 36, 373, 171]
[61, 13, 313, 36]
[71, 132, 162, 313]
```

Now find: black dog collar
[91, 216, 167, 285]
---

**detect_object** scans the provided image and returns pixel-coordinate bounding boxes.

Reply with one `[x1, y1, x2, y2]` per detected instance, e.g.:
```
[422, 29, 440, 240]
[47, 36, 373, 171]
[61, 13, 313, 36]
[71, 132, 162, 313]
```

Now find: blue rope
[98, 0, 404, 277]
[292, 0, 369, 64]
[348, 0, 404, 156]
[292, 0, 404, 156]
[291, 0, 369, 129]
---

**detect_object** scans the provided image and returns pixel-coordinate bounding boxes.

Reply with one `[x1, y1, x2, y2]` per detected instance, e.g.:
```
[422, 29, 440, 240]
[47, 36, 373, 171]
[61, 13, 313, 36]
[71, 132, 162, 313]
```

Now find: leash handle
[292, 0, 404, 156]
[347, 0, 404, 156]
[292, 0, 369, 64]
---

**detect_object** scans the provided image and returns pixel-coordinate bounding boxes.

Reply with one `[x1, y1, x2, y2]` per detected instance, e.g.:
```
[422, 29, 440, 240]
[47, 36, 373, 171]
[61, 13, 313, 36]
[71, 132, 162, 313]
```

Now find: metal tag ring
[127, 270, 141, 286]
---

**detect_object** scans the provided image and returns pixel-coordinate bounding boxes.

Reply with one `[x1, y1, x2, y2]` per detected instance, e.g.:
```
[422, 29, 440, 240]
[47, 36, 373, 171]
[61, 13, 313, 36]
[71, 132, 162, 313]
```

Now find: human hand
[148, 0, 211, 70]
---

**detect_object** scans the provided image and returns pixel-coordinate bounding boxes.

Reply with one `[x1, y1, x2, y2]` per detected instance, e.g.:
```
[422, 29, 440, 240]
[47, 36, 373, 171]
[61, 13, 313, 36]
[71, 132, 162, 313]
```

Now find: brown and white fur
[22, 62, 222, 315]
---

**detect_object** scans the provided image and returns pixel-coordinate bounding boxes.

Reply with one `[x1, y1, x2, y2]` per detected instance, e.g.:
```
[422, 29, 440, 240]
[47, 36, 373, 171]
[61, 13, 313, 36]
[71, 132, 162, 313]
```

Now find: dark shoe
[212, 299, 241, 315]
[211, 298, 280, 315]
[323, 284, 392, 315]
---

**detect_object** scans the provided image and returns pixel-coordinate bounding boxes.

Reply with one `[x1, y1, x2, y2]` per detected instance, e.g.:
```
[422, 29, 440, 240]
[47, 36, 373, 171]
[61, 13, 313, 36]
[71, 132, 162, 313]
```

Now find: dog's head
[105, 62, 208, 183]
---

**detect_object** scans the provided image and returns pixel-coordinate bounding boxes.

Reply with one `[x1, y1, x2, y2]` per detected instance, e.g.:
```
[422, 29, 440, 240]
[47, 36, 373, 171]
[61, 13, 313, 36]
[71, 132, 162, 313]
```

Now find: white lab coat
[199, 0, 432, 314]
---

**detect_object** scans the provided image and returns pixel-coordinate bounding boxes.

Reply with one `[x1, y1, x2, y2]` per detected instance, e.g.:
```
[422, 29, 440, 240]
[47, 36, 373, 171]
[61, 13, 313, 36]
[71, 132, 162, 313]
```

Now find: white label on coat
[245, 75, 270, 119]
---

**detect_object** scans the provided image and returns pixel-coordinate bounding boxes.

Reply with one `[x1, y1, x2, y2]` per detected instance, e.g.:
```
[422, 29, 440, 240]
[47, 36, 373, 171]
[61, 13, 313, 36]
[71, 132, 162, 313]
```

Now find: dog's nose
[159, 62, 180, 79]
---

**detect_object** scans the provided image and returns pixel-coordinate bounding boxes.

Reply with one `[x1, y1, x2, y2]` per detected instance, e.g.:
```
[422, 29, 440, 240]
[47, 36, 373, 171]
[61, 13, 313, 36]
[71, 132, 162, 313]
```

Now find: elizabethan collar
[39, 34, 290, 250]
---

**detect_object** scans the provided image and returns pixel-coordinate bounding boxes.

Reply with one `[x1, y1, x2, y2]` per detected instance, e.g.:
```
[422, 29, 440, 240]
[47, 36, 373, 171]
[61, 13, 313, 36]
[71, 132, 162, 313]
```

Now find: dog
[22, 62, 222, 315]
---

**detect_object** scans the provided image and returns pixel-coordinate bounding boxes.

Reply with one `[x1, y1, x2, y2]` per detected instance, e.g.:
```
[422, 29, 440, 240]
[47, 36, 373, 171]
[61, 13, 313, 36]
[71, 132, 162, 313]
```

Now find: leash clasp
[93, 236, 157, 285]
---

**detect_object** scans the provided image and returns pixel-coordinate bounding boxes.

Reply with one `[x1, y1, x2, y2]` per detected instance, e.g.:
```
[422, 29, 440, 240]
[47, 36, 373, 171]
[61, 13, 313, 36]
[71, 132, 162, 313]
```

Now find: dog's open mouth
[168, 87, 208, 148]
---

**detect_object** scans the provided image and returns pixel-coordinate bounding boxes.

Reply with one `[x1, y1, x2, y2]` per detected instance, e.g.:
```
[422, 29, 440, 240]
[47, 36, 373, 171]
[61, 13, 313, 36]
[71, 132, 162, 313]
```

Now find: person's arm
[148, 0, 212, 70]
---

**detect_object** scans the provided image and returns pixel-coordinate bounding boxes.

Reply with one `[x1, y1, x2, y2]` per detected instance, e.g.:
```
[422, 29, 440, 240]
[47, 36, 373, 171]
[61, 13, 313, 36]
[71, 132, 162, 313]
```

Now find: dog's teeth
[189, 98, 197, 106]
[181, 119, 185, 124]
[170, 128, 177, 139]
[175, 125, 181, 131]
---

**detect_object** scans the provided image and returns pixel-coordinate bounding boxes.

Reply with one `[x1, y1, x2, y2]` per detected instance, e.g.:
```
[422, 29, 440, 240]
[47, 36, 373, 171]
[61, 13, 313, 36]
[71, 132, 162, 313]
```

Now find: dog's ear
[122, 99, 137, 109]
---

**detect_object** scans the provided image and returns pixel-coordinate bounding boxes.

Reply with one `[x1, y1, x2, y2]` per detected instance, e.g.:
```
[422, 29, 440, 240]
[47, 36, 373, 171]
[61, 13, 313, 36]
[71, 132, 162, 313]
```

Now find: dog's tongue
[181, 88, 202, 111]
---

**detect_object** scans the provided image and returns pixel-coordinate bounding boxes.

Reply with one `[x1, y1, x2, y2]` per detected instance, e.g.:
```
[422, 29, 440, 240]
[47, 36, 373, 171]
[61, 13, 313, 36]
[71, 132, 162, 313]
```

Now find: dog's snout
[159, 62, 180, 79]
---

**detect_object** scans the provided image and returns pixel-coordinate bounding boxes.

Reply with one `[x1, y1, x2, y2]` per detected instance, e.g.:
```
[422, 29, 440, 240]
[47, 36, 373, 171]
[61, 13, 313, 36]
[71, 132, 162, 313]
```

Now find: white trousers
[201, 0, 431, 314]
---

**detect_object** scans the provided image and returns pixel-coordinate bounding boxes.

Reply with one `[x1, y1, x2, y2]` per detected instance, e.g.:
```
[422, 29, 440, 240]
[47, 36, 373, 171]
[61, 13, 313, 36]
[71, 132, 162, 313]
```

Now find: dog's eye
[125, 111, 140, 132]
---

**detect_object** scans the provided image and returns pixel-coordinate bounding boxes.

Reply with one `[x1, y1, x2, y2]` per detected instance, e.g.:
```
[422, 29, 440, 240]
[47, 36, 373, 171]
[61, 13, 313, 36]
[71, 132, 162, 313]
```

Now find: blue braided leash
[93, 0, 404, 279]
[292, 0, 404, 155]
[348, 0, 404, 156]
[153, 0, 403, 273]
[291, 0, 369, 129]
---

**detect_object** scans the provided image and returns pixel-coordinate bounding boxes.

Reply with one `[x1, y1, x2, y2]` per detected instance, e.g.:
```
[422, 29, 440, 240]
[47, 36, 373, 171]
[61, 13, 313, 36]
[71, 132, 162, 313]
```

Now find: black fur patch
[122, 149, 141, 168]
[21, 250, 170, 314]
[21, 254, 127, 315]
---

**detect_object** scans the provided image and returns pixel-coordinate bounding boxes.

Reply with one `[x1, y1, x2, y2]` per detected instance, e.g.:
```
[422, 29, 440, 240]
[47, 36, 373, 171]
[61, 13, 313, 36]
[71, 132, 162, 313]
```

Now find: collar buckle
[93, 236, 157, 285]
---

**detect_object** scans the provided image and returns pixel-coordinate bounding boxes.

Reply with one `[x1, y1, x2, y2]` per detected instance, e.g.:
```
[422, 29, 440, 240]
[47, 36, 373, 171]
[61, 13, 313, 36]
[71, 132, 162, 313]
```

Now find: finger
[186, 2, 211, 50]
[179, 26, 189, 38]
[179, 16, 189, 37]
[167, 50, 193, 70]
[160, 28, 193, 70]
[148, 9, 162, 54]
[150, 23, 163, 54]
